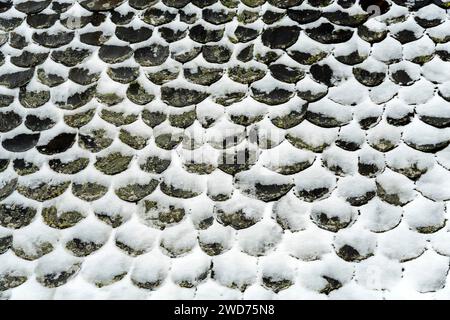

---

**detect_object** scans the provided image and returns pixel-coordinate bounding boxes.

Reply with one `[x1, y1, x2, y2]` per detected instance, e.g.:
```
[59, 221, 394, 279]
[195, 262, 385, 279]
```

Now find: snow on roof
[2, 0, 450, 300]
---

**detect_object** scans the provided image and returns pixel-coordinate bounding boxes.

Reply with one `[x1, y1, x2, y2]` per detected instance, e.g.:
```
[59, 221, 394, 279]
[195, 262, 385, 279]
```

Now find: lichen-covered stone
[0, 234, 12, 254]
[55, 85, 96, 110]
[161, 86, 209, 107]
[160, 181, 202, 199]
[184, 66, 224, 86]
[216, 209, 259, 230]
[106, 66, 140, 84]
[251, 87, 294, 105]
[218, 148, 258, 175]
[48, 158, 89, 175]
[13, 241, 54, 261]
[140, 200, 185, 229]
[376, 182, 409, 206]
[79, 129, 113, 152]
[13, 159, 39, 176]
[263, 276, 293, 293]
[15, 0, 51, 13]
[69, 68, 100, 85]
[134, 44, 169, 66]
[159, 26, 188, 43]
[31, 7, 60, 25]
[66, 238, 104, 256]
[199, 241, 226, 256]
[146, 68, 179, 85]
[0, 159, 9, 172]
[140, 156, 171, 174]
[10, 51, 48, 68]
[0, 111, 22, 132]
[0, 17, 24, 32]
[202, 45, 232, 64]
[115, 26, 152, 43]
[142, 7, 177, 25]
[32, 31, 74, 48]
[115, 180, 159, 202]
[232, 26, 259, 43]
[25, 114, 55, 132]
[72, 182, 108, 201]
[189, 24, 224, 43]
[0, 273, 27, 291]
[0, 203, 37, 229]
[94, 152, 133, 175]
[238, 10, 260, 24]
[42, 206, 85, 229]
[0, 68, 34, 89]
[80, 31, 111, 46]
[18, 88, 50, 108]
[169, 109, 196, 128]
[142, 110, 167, 128]
[126, 82, 154, 105]
[0, 178, 17, 201]
[95, 212, 124, 228]
[110, 9, 134, 24]
[306, 22, 354, 44]
[353, 67, 386, 87]
[64, 109, 95, 128]
[98, 45, 133, 64]
[37, 263, 81, 288]
[119, 129, 149, 150]
[100, 109, 138, 126]
[17, 181, 70, 202]
[172, 46, 202, 63]
[271, 107, 307, 130]
[228, 65, 266, 84]
[0, 94, 14, 107]
[37, 68, 66, 87]
[269, 64, 305, 83]
[203, 8, 235, 25]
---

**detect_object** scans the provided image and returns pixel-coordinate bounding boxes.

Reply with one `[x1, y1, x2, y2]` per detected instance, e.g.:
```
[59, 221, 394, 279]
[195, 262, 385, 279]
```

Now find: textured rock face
[1, 0, 450, 300]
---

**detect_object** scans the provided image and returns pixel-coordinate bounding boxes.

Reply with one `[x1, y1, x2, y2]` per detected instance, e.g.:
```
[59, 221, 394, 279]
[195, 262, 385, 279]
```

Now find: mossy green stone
[115, 180, 159, 202]
[0, 274, 27, 291]
[79, 129, 114, 152]
[228, 66, 266, 84]
[13, 242, 53, 261]
[42, 206, 85, 229]
[126, 82, 154, 105]
[0, 178, 17, 200]
[19, 89, 50, 108]
[100, 109, 138, 126]
[66, 239, 104, 257]
[169, 109, 196, 128]
[95, 152, 132, 175]
[95, 212, 124, 228]
[0, 203, 36, 229]
[72, 182, 108, 201]
[140, 156, 171, 174]
[146, 68, 179, 85]
[16, 181, 70, 202]
[142, 110, 166, 128]
[96, 92, 123, 106]
[64, 108, 96, 128]
[119, 129, 148, 150]
[49, 158, 89, 174]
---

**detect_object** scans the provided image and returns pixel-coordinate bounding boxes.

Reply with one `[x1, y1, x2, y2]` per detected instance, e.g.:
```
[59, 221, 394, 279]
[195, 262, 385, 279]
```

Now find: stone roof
[1, 0, 450, 299]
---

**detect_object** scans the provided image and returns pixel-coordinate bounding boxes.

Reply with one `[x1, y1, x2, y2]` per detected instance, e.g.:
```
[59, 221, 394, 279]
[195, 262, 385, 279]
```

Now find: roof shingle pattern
[1, 0, 450, 299]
